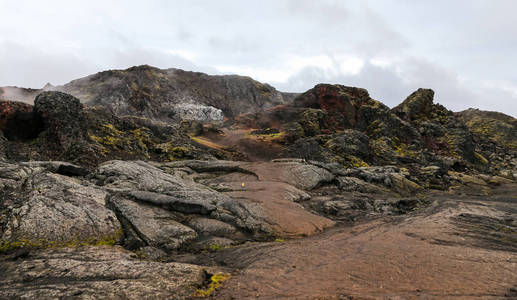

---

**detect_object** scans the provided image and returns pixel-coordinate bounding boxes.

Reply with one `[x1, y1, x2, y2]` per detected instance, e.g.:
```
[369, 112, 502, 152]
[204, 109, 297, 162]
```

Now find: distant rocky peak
[42, 82, 55, 90]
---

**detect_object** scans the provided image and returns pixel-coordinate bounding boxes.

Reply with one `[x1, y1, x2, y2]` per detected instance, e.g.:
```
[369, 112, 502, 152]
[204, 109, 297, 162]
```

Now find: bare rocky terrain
[0, 66, 516, 299]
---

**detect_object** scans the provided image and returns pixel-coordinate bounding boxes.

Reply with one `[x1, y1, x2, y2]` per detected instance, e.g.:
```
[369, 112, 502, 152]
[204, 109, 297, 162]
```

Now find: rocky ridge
[1, 65, 297, 122]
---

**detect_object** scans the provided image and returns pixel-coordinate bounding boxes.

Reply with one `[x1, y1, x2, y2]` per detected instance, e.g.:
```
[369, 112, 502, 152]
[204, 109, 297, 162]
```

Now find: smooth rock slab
[108, 195, 197, 251]
[224, 181, 335, 237]
[239, 161, 335, 190]
[186, 217, 242, 239]
[95, 160, 186, 192]
[129, 190, 217, 215]
[163, 160, 335, 191]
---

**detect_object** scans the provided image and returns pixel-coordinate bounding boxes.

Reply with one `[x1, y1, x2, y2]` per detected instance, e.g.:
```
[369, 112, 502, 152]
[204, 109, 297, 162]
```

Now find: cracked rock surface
[1, 159, 515, 299]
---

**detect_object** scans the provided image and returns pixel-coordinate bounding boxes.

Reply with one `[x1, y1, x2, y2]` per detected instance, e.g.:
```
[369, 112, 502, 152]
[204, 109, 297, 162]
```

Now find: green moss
[370, 138, 395, 162]
[0, 230, 123, 254]
[299, 109, 325, 136]
[465, 117, 517, 149]
[0, 239, 41, 253]
[171, 146, 188, 157]
[89, 123, 126, 150]
[193, 272, 231, 298]
[365, 119, 384, 137]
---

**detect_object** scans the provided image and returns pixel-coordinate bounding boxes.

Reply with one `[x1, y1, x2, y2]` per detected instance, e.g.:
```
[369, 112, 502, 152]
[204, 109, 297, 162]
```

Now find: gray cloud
[0, 0, 516, 117]
[0, 42, 98, 88]
[274, 58, 517, 117]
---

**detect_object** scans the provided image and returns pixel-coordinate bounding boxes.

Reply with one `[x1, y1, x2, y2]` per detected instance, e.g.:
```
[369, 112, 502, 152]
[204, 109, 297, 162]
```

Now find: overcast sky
[1, 0, 516, 117]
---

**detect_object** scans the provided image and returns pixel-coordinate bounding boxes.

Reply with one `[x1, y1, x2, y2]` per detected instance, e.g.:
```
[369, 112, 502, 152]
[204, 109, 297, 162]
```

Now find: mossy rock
[299, 109, 327, 137]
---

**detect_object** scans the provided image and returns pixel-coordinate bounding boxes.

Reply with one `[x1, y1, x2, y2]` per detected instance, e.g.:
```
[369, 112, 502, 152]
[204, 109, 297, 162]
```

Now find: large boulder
[33, 91, 87, 152]
[0, 162, 121, 252]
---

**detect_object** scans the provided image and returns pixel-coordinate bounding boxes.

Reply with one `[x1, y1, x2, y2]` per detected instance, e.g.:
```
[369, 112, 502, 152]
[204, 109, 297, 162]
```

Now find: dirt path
[211, 187, 517, 299]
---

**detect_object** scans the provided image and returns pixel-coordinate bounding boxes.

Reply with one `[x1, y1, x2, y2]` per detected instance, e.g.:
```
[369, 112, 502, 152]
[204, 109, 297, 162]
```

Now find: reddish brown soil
[211, 186, 517, 299]
[199, 128, 286, 161]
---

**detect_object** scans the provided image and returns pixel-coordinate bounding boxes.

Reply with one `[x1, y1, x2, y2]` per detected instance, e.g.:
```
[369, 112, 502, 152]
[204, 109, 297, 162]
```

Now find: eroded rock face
[59, 65, 295, 120]
[1, 65, 298, 122]
[456, 108, 517, 175]
[223, 83, 516, 180]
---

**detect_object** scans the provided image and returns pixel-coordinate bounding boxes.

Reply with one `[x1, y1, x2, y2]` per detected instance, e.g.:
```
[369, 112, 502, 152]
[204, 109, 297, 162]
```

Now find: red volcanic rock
[232, 84, 381, 134]
[293, 84, 377, 129]
[0, 101, 42, 140]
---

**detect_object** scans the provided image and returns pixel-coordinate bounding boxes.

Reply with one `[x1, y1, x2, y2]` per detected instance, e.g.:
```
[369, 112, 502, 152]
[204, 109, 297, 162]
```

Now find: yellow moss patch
[88, 123, 155, 158]
[346, 156, 369, 168]
[102, 123, 124, 136]
[246, 131, 286, 141]
[444, 134, 461, 158]
[474, 152, 489, 165]
[131, 128, 152, 150]
[191, 136, 225, 150]
[193, 272, 231, 298]
[89, 135, 103, 144]
[208, 244, 224, 251]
